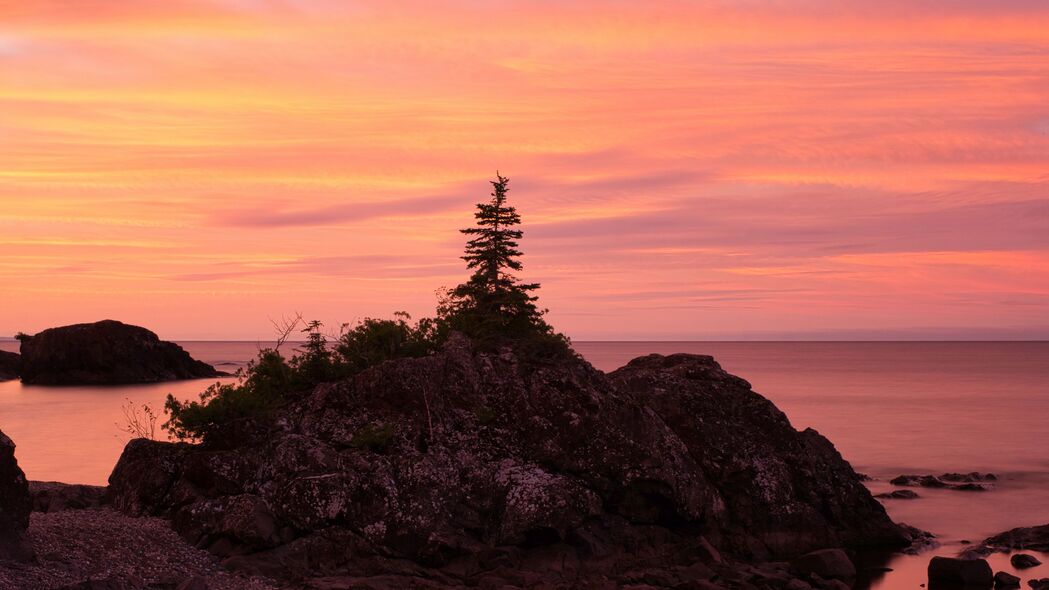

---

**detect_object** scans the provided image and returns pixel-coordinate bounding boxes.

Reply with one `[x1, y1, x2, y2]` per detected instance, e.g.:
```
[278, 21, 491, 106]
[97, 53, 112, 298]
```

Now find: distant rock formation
[0, 350, 19, 381]
[890, 472, 996, 492]
[18, 320, 225, 385]
[0, 429, 32, 562]
[108, 334, 906, 587]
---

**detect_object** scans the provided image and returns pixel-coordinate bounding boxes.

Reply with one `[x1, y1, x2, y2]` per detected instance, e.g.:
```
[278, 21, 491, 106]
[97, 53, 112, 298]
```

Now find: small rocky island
[0, 350, 20, 381]
[16, 320, 225, 385]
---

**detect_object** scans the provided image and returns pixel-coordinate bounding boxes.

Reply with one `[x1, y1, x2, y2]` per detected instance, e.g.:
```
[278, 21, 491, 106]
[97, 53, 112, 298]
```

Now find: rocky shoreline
[3, 335, 1046, 589]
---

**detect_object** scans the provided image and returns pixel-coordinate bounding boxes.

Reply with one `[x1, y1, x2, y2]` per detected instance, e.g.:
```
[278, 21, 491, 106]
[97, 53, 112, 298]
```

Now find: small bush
[164, 349, 292, 444]
[336, 312, 440, 374]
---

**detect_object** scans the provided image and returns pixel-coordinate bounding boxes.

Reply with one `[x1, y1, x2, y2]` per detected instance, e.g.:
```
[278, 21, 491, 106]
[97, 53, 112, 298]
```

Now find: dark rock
[108, 336, 907, 586]
[1030, 580, 1049, 590]
[176, 576, 211, 590]
[19, 320, 225, 385]
[942, 472, 997, 483]
[892, 474, 950, 488]
[875, 489, 920, 500]
[898, 523, 939, 555]
[0, 350, 19, 381]
[981, 525, 1049, 553]
[29, 481, 109, 512]
[790, 548, 856, 580]
[0, 428, 32, 562]
[994, 571, 1021, 588]
[928, 556, 993, 589]
[53, 578, 143, 590]
[1011, 553, 1042, 569]
[891, 473, 995, 492]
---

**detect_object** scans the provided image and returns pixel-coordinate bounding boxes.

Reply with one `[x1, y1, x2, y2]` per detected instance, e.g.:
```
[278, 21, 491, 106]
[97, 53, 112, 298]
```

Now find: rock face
[0, 429, 32, 561]
[19, 320, 224, 385]
[0, 350, 19, 381]
[108, 336, 906, 586]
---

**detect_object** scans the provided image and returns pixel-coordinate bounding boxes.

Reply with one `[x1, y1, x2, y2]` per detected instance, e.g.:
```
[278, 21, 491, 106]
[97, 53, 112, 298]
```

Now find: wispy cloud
[1, 1, 1047, 339]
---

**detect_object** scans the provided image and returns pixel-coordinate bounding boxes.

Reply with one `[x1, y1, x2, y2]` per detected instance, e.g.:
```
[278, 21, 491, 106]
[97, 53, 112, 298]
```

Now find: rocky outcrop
[891, 472, 996, 492]
[108, 335, 907, 587]
[0, 350, 19, 381]
[29, 481, 109, 513]
[19, 320, 225, 385]
[0, 429, 32, 562]
[980, 524, 1049, 553]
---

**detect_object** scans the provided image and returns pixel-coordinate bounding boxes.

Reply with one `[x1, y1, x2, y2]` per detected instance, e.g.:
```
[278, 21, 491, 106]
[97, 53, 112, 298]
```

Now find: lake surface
[2, 340, 1047, 589]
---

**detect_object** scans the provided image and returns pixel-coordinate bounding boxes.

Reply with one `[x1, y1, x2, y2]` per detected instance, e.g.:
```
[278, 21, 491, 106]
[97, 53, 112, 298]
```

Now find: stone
[875, 489, 920, 500]
[994, 571, 1020, 588]
[1011, 553, 1042, 569]
[927, 556, 993, 589]
[19, 320, 225, 385]
[790, 549, 856, 581]
[1029, 580, 1049, 590]
[0, 428, 32, 562]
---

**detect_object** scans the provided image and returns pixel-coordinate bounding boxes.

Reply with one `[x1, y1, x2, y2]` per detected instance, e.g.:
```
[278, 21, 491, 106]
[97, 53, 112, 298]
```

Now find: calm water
[1, 340, 1047, 588]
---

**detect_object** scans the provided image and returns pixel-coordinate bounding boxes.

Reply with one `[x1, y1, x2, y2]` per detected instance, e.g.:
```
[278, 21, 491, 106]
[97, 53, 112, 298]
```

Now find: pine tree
[439, 173, 551, 341]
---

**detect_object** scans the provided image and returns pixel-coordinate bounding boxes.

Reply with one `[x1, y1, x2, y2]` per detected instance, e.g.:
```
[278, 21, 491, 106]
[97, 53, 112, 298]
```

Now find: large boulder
[19, 320, 225, 385]
[928, 556, 993, 589]
[108, 335, 907, 586]
[0, 429, 32, 561]
[0, 350, 19, 381]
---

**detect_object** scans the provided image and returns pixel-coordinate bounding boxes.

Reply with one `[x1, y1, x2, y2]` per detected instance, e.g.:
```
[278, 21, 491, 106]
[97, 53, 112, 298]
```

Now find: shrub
[336, 312, 440, 374]
[164, 349, 292, 444]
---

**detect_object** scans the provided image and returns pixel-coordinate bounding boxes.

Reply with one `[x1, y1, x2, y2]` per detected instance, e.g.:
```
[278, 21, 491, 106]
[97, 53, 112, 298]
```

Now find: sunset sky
[2, 1, 1047, 340]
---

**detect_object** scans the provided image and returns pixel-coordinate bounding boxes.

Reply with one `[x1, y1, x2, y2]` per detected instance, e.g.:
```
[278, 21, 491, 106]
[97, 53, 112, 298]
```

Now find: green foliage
[350, 423, 396, 453]
[336, 312, 440, 374]
[164, 349, 292, 444]
[289, 320, 337, 388]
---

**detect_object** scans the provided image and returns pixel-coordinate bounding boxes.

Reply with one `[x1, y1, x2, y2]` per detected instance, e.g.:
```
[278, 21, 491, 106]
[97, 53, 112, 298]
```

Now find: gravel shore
[0, 508, 281, 590]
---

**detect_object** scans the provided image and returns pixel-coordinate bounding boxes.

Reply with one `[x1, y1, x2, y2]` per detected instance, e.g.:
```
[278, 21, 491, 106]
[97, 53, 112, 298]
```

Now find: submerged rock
[891, 473, 996, 492]
[928, 556, 993, 589]
[19, 320, 225, 385]
[0, 429, 32, 562]
[109, 335, 907, 586]
[875, 489, 920, 500]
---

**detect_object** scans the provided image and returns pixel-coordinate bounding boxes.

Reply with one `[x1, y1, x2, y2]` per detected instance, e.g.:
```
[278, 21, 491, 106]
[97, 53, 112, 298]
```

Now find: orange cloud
[1, 1, 1047, 339]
